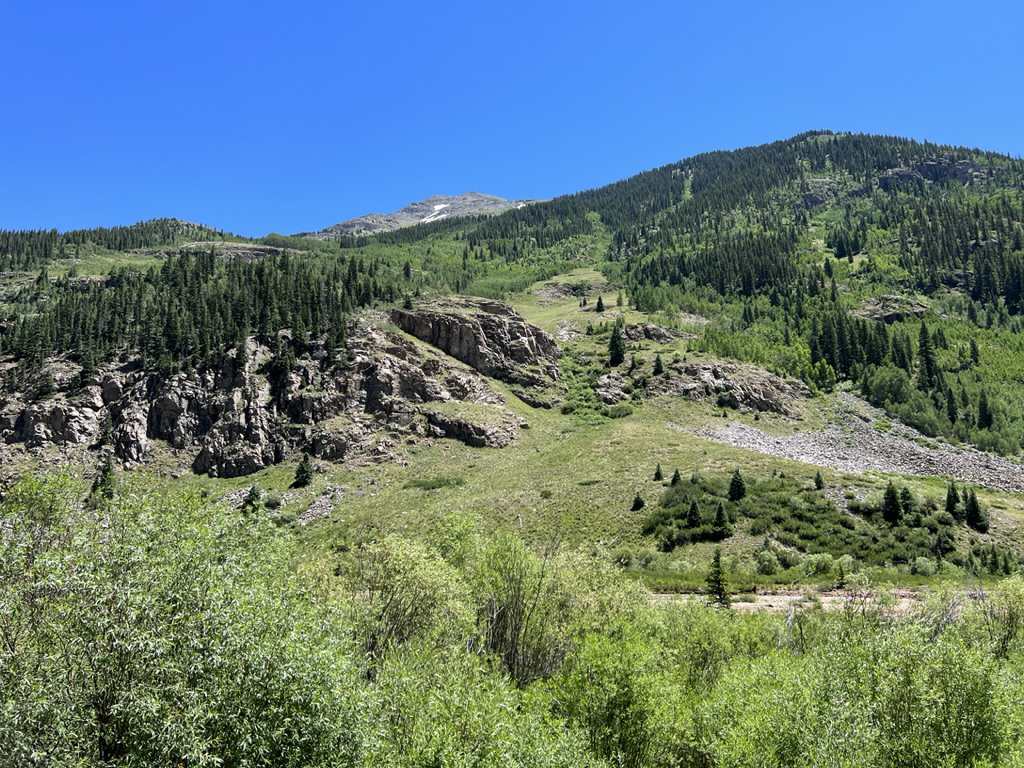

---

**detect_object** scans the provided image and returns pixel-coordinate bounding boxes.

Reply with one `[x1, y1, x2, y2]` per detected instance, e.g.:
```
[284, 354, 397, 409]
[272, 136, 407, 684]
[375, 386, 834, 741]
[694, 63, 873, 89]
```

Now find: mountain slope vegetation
[6, 131, 1024, 765]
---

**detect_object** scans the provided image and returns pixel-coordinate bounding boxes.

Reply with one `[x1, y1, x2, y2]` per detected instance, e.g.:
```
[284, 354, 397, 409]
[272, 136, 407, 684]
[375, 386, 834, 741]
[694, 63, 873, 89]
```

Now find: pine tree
[705, 547, 730, 608]
[882, 481, 902, 525]
[631, 493, 645, 511]
[899, 486, 916, 516]
[90, 453, 116, 505]
[945, 482, 961, 518]
[653, 354, 664, 376]
[946, 387, 958, 424]
[917, 320, 937, 389]
[595, 295, 605, 312]
[686, 499, 701, 527]
[965, 488, 989, 532]
[728, 469, 746, 501]
[814, 471, 825, 490]
[653, 463, 663, 481]
[608, 323, 626, 367]
[293, 452, 314, 488]
[978, 389, 994, 429]
[670, 468, 681, 486]
[712, 501, 733, 539]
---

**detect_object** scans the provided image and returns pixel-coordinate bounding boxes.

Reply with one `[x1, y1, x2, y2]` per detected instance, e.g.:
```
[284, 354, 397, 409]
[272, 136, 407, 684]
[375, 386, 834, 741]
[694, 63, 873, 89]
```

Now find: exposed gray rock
[391, 298, 560, 387]
[21, 399, 98, 447]
[691, 392, 1024, 493]
[192, 392, 281, 478]
[298, 192, 536, 239]
[878, 155, 992, 192]
[854, 295, 928, 324]
[113, 405, 149, 463]
[654, 361, 808, 417]
[0, 308, 535, 477]
[595, 372, 628, 405]
[422, 409, 517, 448]
[622, 324, 690, 344]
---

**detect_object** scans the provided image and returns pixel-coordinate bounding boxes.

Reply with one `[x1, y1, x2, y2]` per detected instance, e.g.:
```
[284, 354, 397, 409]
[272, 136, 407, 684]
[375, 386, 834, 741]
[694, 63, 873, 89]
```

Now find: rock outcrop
[878, 155, 992, 192]
[0, 312, 530, 477]
[854, 295, 928, 324]
[654, 361, 808, 417]
[391, 298, 561, 387]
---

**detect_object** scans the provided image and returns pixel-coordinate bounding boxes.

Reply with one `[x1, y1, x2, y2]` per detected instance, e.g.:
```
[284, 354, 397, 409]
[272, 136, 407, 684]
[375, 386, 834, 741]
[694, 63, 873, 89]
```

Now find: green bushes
[9, 474, 1024, 766]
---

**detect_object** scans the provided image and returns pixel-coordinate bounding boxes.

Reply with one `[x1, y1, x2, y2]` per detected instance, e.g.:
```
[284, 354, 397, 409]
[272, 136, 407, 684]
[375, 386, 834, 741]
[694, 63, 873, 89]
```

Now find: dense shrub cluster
[6, 475, 1024, 766]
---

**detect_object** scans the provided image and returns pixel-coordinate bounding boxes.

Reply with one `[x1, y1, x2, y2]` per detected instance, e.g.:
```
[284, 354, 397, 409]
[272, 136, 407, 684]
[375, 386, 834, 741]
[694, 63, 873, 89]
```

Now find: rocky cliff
[391, 298, 561, 387]
[0, 300, 553, 479]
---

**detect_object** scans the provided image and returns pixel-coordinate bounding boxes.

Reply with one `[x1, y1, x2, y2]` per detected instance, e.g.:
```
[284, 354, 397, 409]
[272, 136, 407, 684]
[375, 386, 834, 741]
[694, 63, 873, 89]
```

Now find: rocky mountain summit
[0, 299, 558, 479]
[297, 192, 534, 238]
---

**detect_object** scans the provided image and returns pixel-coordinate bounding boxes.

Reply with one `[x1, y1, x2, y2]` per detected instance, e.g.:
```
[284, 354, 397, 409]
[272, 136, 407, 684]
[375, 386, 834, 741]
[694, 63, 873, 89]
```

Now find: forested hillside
[5, 132, 1024, 765]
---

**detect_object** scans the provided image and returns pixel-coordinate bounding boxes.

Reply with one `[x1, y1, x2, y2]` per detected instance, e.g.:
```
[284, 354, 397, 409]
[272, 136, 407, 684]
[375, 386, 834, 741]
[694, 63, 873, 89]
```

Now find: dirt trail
[654, 589, 920, 614]
[689, 392, 1024, 492]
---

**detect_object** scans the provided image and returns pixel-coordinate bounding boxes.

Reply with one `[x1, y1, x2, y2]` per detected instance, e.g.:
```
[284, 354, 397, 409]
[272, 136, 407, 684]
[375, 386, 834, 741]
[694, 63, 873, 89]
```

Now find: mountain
[296, 191, 535, 239]
[1, 129, 1024, 580]
[7, 131, 1024, 768]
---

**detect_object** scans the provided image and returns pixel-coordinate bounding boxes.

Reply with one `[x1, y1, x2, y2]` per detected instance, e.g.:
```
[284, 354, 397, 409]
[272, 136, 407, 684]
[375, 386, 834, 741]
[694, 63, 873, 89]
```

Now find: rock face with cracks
[0, 302, 545, 478]
[391, 298, 561, 387]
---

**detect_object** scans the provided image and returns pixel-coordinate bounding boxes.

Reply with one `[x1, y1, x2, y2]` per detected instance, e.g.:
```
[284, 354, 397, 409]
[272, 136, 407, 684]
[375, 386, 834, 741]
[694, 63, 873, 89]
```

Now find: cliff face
[0, 300, 554, 479]
[391, 298, 561, 387]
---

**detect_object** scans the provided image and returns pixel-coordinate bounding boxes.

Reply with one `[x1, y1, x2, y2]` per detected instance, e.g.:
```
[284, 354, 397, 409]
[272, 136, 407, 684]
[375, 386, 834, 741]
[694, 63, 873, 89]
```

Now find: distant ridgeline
[3, 131, 1024, 453]
[0, 218, 231, 271]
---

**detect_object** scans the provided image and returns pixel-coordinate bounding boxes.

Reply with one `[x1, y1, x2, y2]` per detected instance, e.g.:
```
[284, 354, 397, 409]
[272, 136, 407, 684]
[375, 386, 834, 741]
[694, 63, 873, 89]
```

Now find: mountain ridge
[295, 191, 536, 239]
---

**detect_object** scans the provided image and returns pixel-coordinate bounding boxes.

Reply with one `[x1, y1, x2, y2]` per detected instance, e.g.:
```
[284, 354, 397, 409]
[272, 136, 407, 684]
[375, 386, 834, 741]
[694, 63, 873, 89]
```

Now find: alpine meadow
[9, 131, 1024, 766]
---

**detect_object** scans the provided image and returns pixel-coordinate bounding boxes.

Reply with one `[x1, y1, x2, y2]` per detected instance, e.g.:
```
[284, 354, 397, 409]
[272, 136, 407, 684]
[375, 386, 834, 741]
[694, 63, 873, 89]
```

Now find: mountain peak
[296, 192, 535, 239]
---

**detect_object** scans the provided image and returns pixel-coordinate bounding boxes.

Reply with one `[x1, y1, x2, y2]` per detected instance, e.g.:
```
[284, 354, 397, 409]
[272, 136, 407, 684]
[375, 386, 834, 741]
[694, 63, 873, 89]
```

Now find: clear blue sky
[3, 0, 1022, 237]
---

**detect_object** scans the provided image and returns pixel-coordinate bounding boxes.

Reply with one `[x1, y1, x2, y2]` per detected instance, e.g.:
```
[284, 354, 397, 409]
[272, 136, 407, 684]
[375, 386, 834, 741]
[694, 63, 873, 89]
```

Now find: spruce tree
[728, 469, 747, 501]
[631, 493, 645, 511]
[945, 482, 961, 519]
[978, 389, 994, 430]
[608, 323, 625, 367]
[595, 295, 605, 312]
[653, 463, 663, 481]
[653, 354, 664, 375]
[965, 489, 989, 532]
[706, 547, 730, 608]
[946, 388, 958, 424]
[814, 471, 825, 490]
[293, 452, 314, 488]
[712, 501, 733, 539]
[917, 320, 937, 388]
[90, 453, 116, 506]
[882, 481, 902, 525]
[670, 468, 681, 486]
[686, 499, 701, 527]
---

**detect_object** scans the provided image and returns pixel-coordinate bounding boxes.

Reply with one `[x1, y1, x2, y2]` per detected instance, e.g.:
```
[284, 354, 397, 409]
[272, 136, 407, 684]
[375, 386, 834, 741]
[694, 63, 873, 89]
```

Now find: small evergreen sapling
[706, 547, 730, 608]
[653, 463, 663, 481]
[293, 453, 314, 488]
[711, 501, 733, 539]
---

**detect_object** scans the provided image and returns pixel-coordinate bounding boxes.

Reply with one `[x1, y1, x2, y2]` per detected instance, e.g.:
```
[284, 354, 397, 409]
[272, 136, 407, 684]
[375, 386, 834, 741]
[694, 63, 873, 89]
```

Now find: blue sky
[3, 0, 1022, 237]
